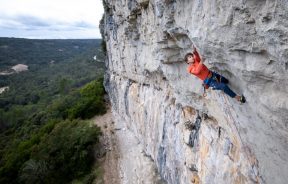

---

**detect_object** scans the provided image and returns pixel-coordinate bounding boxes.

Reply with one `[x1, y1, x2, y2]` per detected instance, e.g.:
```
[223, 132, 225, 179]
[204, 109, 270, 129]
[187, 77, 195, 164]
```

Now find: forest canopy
[0, 38, 106, 184]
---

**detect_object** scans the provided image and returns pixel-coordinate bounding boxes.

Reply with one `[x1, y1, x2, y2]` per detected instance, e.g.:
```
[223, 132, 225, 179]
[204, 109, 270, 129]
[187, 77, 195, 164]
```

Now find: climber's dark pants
[203, 72, 237, 98]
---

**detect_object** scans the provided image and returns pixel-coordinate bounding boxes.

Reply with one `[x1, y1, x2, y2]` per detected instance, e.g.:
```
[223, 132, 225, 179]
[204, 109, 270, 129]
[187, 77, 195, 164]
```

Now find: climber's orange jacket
[187, 49, 211, 80]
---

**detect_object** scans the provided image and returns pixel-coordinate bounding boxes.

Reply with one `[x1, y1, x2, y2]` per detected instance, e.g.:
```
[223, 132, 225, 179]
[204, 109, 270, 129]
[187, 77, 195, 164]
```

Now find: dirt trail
[93, 107, 164, 184]
[93, 108, 120, 184]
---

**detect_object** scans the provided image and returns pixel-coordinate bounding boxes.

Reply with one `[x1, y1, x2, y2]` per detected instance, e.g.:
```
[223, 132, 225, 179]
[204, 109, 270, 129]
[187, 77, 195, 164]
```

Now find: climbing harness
[202, 71, 231, 97]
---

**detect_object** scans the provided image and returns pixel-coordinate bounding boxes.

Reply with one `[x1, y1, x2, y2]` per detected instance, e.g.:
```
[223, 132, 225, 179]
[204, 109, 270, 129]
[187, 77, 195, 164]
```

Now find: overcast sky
[0, 0, 104, 39]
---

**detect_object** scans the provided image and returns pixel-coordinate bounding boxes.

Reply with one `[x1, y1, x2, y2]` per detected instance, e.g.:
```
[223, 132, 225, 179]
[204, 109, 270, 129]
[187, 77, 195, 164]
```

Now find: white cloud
[0, 0, 104, 38]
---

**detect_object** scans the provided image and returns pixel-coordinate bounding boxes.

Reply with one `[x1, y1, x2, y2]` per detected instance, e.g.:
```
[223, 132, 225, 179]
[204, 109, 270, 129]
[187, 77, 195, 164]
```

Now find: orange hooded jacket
[187, 49, 210, 81]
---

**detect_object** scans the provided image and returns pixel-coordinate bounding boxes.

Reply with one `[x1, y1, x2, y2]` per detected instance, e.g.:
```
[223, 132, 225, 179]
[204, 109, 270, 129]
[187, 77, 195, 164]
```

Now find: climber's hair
[184, 52, 193, 63]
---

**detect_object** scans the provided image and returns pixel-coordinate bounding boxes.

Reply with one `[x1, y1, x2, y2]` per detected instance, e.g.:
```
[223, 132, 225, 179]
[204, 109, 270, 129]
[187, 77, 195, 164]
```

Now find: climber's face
[187, 55, 194, 64]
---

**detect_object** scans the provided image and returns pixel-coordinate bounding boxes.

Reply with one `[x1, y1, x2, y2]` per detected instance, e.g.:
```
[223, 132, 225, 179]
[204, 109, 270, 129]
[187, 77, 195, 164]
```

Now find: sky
[0, 0, 104, 39]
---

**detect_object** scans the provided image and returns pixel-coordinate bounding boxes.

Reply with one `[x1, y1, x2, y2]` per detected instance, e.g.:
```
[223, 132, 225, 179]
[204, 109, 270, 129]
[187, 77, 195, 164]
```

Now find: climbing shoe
[240, 95, 246, 103]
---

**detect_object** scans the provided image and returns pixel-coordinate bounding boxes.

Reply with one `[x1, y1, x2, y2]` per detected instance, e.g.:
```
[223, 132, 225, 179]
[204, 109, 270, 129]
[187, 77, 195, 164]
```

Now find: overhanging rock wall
[101, 0, 288, 183]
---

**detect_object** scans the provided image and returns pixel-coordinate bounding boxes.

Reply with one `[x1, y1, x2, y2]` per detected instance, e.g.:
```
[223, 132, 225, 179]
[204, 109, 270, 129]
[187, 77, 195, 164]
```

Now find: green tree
[31, 119, 102, 183]
[67, 79, 106, 119]
[20, 159, 49, 184]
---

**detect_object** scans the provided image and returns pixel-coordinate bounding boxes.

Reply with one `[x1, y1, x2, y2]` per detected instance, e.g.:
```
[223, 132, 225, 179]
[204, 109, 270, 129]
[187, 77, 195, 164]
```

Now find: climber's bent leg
[209, 81, 237, 98]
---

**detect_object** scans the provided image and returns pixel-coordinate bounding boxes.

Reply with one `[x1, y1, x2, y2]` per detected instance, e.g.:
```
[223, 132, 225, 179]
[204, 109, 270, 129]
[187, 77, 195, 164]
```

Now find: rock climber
[185, 46, 246, 103]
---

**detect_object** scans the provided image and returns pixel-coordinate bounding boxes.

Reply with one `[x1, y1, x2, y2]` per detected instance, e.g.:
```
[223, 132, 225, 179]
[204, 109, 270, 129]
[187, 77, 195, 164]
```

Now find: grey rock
[101, 0, 288, 184]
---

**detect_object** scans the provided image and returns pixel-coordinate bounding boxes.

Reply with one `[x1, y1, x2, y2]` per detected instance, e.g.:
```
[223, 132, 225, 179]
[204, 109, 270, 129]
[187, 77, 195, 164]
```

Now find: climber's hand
[192, 45, 196, 51]
[203, 92, 207, 97]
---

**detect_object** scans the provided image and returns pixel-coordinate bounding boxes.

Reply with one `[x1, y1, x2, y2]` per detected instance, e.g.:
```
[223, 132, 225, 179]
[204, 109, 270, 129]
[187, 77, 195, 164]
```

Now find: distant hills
[0, 37, 103, 70]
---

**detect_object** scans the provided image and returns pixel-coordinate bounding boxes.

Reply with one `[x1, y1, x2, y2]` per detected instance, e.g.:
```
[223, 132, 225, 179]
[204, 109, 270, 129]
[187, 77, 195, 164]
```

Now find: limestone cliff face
[101, 0, 288, 183]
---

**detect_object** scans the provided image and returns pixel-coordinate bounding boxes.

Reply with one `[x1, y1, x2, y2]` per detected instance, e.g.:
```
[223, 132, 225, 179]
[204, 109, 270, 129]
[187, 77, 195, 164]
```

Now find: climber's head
[185, 53, 194, 64]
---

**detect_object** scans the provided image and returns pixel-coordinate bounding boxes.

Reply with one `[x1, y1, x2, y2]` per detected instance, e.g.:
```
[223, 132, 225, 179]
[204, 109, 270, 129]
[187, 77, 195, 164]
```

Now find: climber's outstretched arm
[193, 46, 206, 64]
